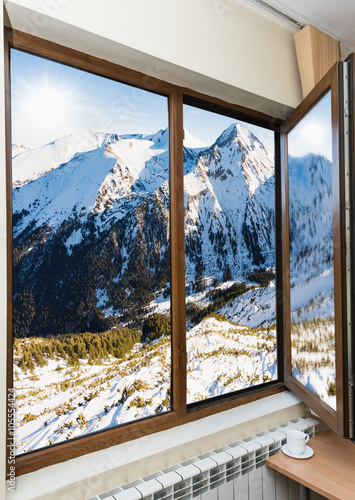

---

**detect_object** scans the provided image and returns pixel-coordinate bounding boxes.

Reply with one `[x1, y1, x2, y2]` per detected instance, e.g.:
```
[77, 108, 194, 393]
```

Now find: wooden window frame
[281, 64, 348, 437]
[5, 27, 284, 477]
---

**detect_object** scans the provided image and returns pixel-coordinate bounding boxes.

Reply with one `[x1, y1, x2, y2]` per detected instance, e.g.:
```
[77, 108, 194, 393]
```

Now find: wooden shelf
[266, 430, 355, 500]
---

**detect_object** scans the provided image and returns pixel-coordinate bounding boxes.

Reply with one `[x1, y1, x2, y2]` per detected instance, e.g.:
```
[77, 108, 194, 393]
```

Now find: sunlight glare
[25, 83, 72, 128]
[300, 120, 328, 152]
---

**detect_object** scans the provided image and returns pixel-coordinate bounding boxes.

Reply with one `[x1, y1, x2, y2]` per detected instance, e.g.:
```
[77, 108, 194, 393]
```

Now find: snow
[186, 317, 277, 403]
[65, 229, 83, 255]
[183, 129, 209, 149]
[183, 121, 275, 281]
[14, 337, 171, 454]
[291, 318, 335, 410]
[12, 144, 33, 158]
[14, 314, 278, 454]
[13, 145, 118, 239]
[220, 281, 276, 328]
[12, 133, 170, 244]
[290, 269, 334, 321]
[96, 288, 109, 308]
[12, 131, 119, 188]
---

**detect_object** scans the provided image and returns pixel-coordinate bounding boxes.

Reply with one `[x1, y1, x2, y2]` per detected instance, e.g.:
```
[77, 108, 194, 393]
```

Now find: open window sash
[281, 64, 349, 437]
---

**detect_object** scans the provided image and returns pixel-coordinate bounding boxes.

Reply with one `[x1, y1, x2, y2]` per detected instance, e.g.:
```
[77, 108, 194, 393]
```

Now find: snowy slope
[14, 336, 171, 454]
[12, 131, 119, 188]
[12, 135, 169, 239]
[12, 145, 118, 238]
[291, 317, 335, 410]
[14, 316, 276, 454]
[12, 144, 33, 158]
[183, 129, 209, 149]
[187, 317, 276, 403]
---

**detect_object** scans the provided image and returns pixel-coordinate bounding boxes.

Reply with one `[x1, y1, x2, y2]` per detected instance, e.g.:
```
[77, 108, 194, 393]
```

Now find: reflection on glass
[183, 105, 277, 404]
[288, 92, 336, 410]
[11, 49, 171, 455]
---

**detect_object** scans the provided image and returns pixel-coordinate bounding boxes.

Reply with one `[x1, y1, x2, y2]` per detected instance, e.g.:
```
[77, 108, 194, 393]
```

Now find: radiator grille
[89, 417, 318, 500]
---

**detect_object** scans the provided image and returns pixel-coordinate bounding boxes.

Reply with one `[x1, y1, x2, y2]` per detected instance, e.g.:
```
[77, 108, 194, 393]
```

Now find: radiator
[88, 417, 318, 500]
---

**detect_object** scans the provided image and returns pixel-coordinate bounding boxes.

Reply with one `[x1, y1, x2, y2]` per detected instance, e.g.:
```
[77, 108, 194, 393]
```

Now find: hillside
[14, 316, 276, 454]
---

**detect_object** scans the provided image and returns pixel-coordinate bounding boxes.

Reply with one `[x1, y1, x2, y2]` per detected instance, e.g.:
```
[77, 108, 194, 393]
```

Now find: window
[11, 47, 172, 456]
[5, 28, 294, 477]
[281, 63, 353, 438]
[288, 92, 335, 410]
[183, 102, 277, 405]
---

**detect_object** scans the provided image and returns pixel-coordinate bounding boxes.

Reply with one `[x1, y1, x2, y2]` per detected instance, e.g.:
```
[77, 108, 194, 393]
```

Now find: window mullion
[169, 90, 187, 416]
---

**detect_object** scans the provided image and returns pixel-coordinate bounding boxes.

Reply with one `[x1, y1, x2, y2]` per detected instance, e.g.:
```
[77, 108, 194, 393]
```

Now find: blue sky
[11, 48, 275, 156]
[183, 104, 275, 155]
[288, 91, 332, 162]
[11, 49, 169, 147]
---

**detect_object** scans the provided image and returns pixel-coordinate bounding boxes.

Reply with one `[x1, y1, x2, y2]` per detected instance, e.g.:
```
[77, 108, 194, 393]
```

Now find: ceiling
[246, 0, 355, 58]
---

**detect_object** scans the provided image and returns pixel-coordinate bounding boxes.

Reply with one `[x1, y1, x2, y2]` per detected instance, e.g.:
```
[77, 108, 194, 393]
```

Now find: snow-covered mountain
[12, 122, 334, 338]
[12, 131, 120, 188]
[184, 122, 275, 281]
[12, 122, 276, 337]
[288, 153, 333, 285]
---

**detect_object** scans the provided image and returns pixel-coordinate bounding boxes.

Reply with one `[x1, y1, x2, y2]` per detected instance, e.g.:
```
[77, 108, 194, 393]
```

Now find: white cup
[286, 429, 309, 455]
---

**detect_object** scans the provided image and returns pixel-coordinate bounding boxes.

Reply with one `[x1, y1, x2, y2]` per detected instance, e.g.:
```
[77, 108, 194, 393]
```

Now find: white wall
[1, 1, 305, 499]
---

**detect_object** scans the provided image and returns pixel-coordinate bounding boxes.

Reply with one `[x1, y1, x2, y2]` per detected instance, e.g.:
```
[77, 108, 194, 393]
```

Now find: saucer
[281, 444, 314, 459]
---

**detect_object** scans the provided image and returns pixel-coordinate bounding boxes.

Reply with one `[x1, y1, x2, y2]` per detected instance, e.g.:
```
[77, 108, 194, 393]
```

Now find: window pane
[183, 104, 277, 404]
[11, 49, 171, 455]
[288, 92, 336, 410]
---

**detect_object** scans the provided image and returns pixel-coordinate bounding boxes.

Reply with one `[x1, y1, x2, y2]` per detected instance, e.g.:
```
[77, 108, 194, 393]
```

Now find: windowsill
[11, 391, 306, 500]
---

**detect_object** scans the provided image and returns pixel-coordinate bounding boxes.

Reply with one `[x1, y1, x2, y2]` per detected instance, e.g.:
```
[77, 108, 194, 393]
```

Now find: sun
[24, 83, 72, 128]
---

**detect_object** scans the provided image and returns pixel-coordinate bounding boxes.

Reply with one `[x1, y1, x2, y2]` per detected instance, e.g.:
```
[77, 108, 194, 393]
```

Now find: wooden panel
[266, 430, 355, 500]
[262, 466, 276, 500]
[294, 25, 340, 98]
[234, 474, 249, 500]
[248, 468, 263, 500]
